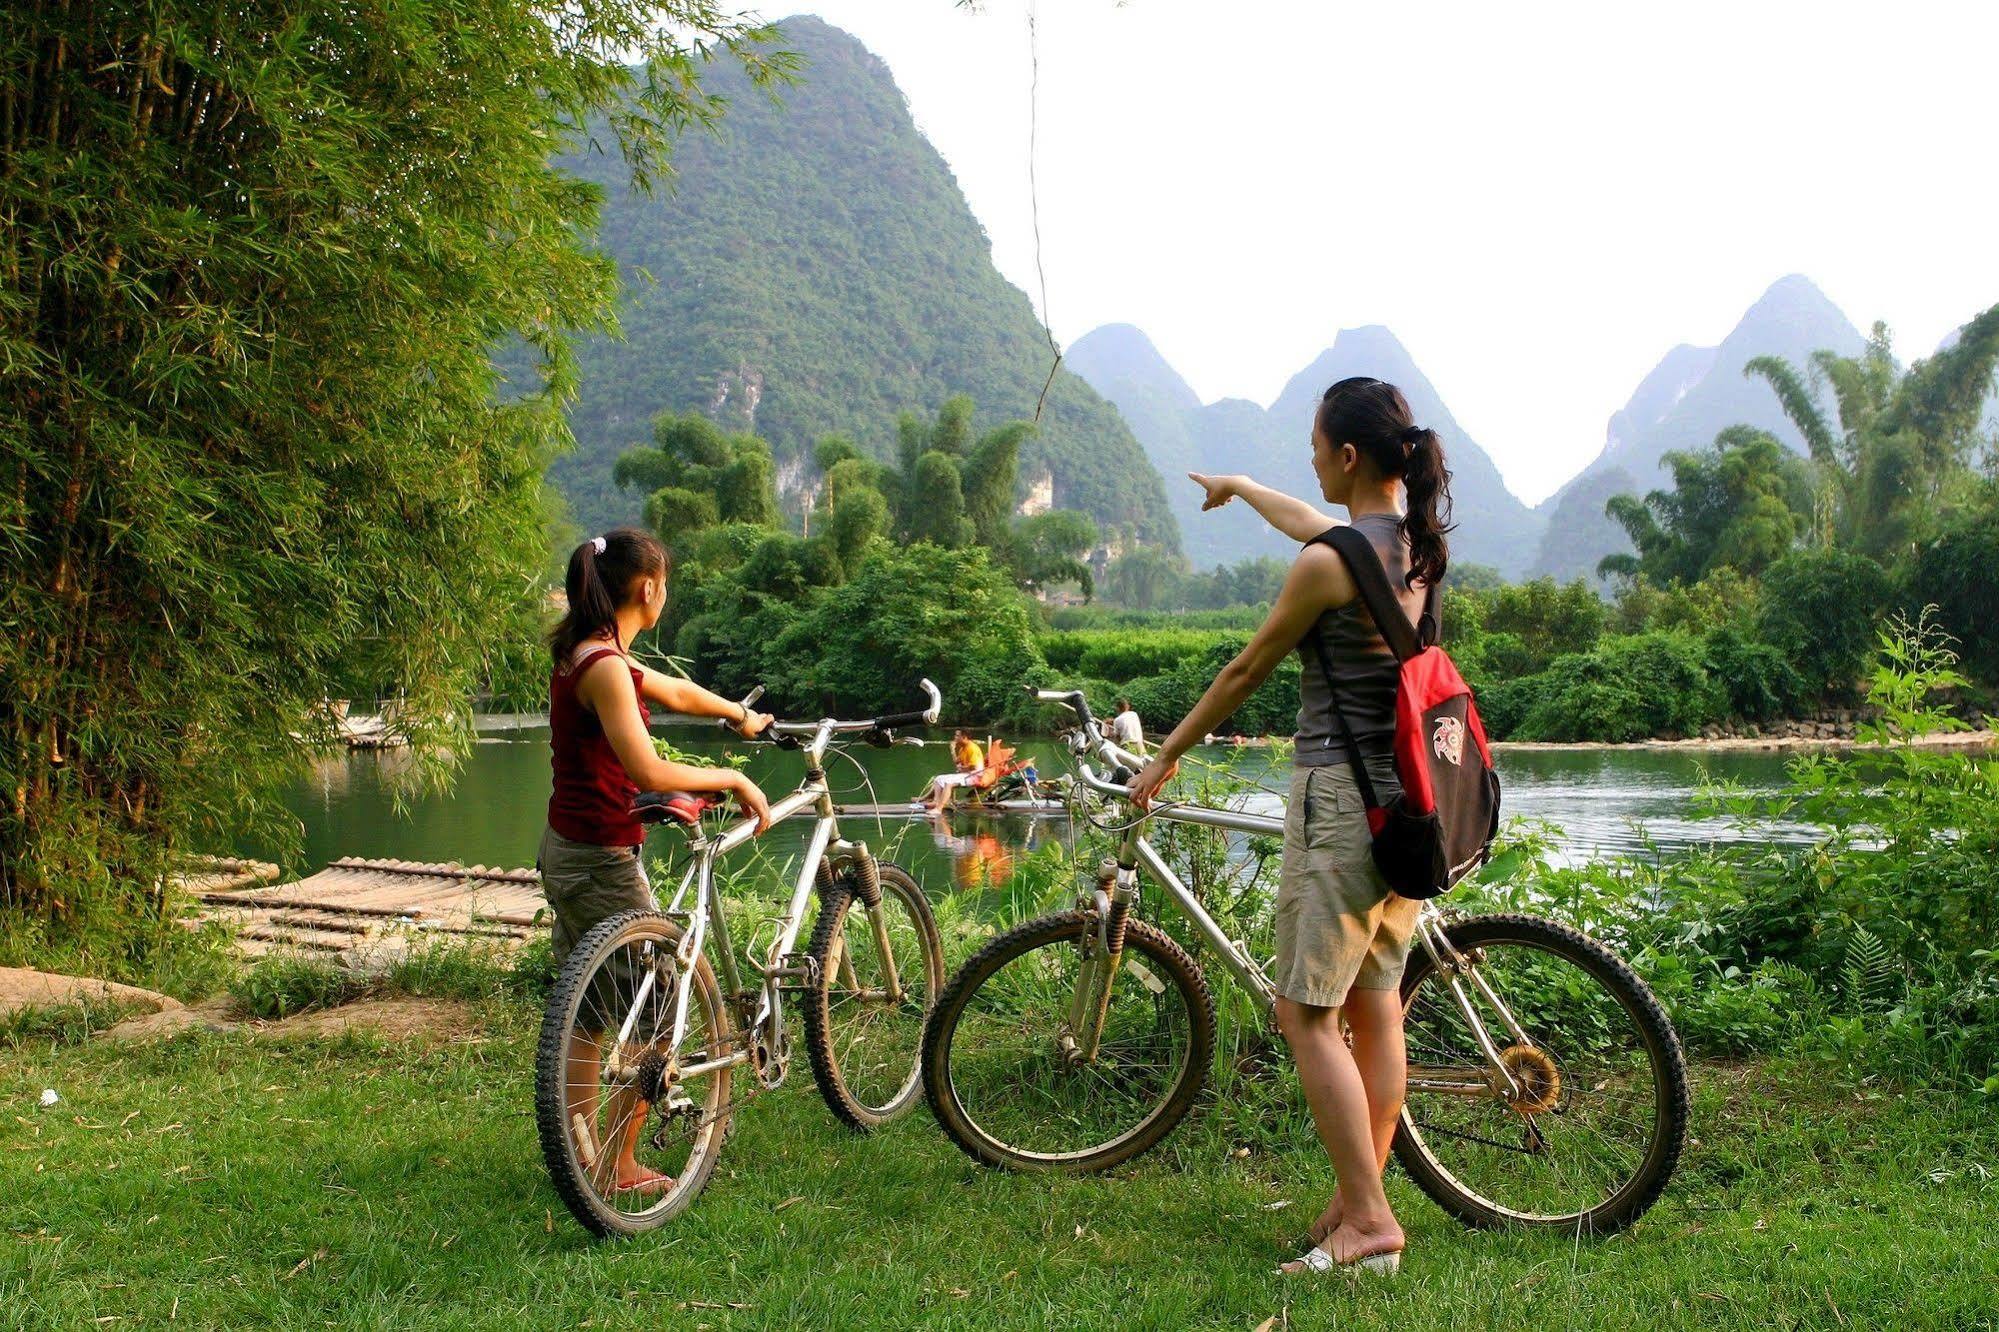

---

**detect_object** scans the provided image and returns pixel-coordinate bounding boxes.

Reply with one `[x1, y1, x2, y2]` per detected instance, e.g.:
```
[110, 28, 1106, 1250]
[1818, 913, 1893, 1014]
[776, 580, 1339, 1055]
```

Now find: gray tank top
[1294, 512, 1430, 768]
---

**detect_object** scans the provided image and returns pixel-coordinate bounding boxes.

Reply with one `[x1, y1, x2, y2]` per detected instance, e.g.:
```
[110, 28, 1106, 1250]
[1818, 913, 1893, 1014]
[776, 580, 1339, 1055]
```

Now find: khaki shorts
[537, 825, 654, 968]
[1272, 764, 1419, 1008]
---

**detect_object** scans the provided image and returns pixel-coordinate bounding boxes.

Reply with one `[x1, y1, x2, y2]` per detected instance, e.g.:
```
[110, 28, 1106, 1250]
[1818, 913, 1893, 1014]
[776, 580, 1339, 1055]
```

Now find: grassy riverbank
[4, 1002, 1996, 1330]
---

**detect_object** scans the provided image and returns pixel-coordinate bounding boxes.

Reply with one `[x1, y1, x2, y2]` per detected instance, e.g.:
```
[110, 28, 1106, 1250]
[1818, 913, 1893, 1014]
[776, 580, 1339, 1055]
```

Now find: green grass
[4, 1005, 1996, 1330]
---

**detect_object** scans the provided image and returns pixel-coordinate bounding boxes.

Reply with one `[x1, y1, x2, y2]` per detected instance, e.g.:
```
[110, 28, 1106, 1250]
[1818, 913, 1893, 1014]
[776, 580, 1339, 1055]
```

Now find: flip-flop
[614, 1171, 676, 1197]
[1278, 1246, 1402, 1277]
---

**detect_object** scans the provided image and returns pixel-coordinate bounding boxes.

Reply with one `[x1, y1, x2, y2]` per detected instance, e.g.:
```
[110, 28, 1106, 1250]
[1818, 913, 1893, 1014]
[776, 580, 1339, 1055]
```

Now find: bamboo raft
[201, 858, 545, 956]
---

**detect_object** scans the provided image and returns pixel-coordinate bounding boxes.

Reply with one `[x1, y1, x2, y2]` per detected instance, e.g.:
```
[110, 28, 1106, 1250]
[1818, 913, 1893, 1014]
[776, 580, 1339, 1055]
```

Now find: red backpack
[1305, 526, 1501, 899]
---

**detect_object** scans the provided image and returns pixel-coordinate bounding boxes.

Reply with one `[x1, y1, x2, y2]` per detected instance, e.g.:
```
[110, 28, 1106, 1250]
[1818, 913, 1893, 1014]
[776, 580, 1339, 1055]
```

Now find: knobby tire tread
[803, 863, 943, 1132]
[534, 909, 733, 1238]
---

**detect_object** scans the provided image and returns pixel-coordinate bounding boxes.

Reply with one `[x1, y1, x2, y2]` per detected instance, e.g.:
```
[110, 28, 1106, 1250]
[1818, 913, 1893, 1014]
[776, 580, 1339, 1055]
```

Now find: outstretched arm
[634, 661, 771, 738]
[1187, 473, 1337, 545]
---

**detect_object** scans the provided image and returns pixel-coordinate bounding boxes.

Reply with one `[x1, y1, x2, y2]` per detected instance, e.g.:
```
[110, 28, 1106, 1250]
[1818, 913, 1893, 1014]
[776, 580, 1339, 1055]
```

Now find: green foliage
[1599, 427, 1813, 583]
[617, 413, 782, 548]
[1043, 606, 1268, 633]
[0, 0, 785, 927]
[1110, 638, 1301, 738]
[1757, 548, 1895, 701]
[758, 544, 1050, 724]
[1911, 493, 1999, 682]
[1446, 576, 1608, 689]
[1494, 633, 1722, 742]
[1702, 627, 1808, 723]
[1746, 308, 1999, 559]
[1010, 511, 1100, 599]
[1609, 566, 1762, 638]
[230, 956, 367, 1021]
[1098, 548, 1289, 613]
[1037, 629, 1231, 682]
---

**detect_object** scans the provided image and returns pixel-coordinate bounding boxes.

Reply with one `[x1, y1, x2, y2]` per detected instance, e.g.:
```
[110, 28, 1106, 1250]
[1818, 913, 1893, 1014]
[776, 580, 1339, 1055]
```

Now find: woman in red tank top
[540, 526, 772, 1195]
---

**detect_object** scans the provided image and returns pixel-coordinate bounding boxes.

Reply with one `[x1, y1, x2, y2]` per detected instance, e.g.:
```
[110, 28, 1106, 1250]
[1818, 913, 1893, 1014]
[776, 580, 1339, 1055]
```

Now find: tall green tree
[0, 1, 787, 924]
[1599, 428, 1814, 583]
[615, 411, 782, 548]
[1745, 305, 1999, 559]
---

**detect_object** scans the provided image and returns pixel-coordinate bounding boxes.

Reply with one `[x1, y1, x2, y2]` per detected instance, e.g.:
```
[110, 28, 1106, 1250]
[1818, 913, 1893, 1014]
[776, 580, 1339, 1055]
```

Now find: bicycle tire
[922, 910, 1216, 1174]
[803, 862, 943, 1130]
[1391, 912, 1689, 1233]
[535, 909, 736, 1238]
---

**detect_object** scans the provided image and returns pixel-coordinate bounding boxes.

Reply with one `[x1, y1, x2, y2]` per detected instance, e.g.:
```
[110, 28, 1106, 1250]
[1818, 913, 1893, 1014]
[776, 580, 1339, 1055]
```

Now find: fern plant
[1840, 926, 1900, 1013]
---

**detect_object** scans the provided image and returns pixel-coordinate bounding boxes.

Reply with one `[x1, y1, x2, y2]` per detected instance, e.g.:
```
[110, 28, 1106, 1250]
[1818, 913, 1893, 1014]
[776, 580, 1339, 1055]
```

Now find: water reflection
[254, 726, 1818, 884]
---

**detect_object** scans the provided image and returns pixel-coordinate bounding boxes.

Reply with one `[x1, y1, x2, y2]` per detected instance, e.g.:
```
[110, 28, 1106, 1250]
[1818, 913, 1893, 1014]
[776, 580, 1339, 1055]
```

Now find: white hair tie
[591, 536, 607, 554]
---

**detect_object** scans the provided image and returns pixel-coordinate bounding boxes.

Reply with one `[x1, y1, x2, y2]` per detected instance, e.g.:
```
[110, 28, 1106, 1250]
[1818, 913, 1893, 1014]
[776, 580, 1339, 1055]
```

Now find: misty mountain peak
[1066, 324, 1201, 413]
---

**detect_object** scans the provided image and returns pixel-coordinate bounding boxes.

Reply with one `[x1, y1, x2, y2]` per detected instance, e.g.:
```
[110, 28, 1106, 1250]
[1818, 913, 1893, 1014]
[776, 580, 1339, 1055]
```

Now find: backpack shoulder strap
[1308, 525, 1423, 660]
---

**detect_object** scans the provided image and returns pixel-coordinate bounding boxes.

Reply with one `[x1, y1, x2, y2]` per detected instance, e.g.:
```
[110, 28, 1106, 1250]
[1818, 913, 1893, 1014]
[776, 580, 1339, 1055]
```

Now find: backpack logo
[1432, 715, 1466, 767]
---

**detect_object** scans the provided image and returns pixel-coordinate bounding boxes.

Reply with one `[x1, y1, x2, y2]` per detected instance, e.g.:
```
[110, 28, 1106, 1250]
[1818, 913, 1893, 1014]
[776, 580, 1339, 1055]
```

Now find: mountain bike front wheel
[921, 910, 1215, 1173]
[535, 910, 736, 1238]
[803, 861, 942, 1130]
[1392, 912, 1689, 1233]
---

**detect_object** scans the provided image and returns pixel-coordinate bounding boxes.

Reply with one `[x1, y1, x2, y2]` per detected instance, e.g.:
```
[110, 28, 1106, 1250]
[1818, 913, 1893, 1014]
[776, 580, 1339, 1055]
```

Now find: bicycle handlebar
[1026, 686, 1146, 778]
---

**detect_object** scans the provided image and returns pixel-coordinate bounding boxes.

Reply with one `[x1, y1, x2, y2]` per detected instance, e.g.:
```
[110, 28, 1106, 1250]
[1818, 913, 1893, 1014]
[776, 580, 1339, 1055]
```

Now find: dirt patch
[0, 967, 181, 1020]
[253, 996, 485, 1046]
[104, 997, 238, 1043]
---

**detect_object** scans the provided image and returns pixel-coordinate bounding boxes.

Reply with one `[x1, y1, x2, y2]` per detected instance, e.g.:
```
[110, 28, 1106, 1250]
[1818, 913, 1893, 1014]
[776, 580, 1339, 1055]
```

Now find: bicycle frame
[608, 684, 940, 1090]
[1041, 690, 1534, 1102]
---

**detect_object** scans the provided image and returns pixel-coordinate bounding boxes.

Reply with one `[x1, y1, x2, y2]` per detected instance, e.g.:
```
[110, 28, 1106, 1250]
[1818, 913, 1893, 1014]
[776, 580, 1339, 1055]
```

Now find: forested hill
[1068, 324, 1546, 575]
[541, 16, 1177, 551]
[1530, 275, 1864, 581]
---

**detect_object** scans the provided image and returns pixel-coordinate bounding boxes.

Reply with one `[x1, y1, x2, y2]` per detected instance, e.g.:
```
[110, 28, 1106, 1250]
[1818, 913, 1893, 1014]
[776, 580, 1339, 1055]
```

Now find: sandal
[1279, 1246, 1401, 1277]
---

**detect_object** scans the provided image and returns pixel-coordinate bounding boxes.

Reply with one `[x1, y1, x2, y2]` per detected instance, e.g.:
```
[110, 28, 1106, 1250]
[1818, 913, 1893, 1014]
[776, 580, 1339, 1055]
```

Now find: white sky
[785, 1, 1998, 504]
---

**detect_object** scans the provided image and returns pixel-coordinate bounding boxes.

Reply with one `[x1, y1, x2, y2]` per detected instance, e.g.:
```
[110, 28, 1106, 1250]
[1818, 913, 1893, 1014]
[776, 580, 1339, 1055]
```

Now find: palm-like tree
[1744, 302, 1999, 560]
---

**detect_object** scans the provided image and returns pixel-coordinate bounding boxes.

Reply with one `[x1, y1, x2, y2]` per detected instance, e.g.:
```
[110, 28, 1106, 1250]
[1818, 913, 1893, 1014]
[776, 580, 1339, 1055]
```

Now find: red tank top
[547, 644, 650, 846]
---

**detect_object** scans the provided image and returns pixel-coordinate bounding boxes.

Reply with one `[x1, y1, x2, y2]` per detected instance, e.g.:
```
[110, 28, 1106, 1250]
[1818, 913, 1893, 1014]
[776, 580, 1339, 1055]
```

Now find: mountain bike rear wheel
[1392, 913, 1688, 1233]
[922, 910, 1215, 1173]
[535, 910, 736, 1237]
[803, 861, 942, 1130]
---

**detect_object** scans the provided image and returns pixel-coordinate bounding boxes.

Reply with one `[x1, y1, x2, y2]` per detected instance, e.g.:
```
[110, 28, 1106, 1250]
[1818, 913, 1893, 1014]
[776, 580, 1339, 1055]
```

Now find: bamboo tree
[0, 1, 792, 929]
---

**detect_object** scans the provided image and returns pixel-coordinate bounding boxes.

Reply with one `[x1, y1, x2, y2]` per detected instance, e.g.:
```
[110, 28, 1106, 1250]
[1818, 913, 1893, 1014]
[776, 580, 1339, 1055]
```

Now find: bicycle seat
[633, 791, 714, 826]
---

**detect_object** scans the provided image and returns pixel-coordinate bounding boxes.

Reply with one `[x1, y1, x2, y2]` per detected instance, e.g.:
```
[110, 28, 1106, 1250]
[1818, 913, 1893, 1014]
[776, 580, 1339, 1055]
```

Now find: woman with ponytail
[541, 526, 773, 1195]
[1132, 378, 1454, 1275]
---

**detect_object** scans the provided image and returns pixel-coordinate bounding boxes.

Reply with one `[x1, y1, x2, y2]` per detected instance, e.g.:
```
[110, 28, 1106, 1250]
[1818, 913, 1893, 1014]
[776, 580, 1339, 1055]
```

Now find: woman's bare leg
[567, 1028, 669, 1192]
[1276, 996, 1404, 1268]
[1306, 987, 1407, 1242]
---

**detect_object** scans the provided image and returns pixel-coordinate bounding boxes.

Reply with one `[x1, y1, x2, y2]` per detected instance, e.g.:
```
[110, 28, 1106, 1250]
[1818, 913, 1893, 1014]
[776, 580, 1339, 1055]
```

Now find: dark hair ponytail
[1315, 377, 1454, 587]
[549, 526, 668, 664]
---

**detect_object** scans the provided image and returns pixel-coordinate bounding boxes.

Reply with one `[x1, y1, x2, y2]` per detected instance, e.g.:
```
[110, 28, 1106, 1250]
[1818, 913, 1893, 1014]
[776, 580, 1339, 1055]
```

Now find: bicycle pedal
[767, 952, 822, 990]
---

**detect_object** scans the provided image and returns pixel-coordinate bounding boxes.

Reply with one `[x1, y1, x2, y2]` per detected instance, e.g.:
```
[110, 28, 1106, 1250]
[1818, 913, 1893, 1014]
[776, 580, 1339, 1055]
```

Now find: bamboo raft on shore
[201, 858, 544, 957]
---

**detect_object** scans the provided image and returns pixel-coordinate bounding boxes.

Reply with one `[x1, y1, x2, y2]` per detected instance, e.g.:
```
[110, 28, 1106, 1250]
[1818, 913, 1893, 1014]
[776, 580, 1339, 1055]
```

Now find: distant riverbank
[471, 712, 1995, 756]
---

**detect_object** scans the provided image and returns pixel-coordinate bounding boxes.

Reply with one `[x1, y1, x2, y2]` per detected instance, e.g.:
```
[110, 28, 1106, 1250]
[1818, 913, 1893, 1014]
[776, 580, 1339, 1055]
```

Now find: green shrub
[1704, 626, 1808, 722]
[1034, 629, 1226, 682]
[1757, 547, 1895, 701]
[1508, 633, 1721, 741]
[1911, 498, 1999, 684]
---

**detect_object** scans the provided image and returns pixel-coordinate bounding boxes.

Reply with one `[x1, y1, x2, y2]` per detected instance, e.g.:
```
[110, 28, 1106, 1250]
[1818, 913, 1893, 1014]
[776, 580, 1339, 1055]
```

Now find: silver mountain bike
[535, 682, 946, 1237]
[920, 689, 1688, 1234]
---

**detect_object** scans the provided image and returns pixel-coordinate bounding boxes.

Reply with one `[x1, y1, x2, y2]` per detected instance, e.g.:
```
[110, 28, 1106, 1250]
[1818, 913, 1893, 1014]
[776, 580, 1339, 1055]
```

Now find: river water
[263, 727, 1813, 892]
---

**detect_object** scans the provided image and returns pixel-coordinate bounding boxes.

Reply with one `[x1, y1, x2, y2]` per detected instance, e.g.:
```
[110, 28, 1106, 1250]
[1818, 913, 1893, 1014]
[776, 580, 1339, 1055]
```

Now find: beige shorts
[1272, 764, 1419, 1008]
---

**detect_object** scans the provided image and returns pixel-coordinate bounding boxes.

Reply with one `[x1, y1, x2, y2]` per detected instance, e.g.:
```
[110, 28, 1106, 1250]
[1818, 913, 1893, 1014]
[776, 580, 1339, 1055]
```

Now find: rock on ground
[0, 967, 181, 1020]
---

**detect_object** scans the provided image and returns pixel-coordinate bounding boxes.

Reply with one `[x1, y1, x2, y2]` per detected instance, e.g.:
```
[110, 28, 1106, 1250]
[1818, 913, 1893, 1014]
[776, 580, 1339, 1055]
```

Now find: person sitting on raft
[918, 730, 986, 812]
